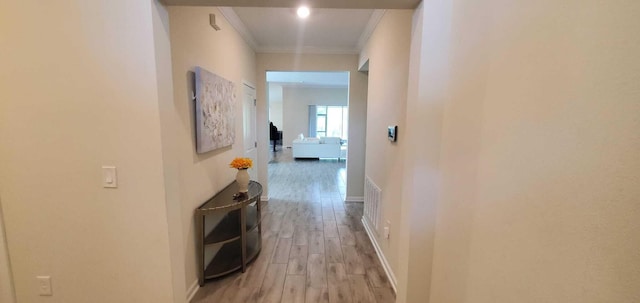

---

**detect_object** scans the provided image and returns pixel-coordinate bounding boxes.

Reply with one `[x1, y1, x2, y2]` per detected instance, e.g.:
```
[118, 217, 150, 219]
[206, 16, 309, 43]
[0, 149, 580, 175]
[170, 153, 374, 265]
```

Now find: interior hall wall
[166, 6, 256, 292]
[358, 9, 413, 288]
[0, 0, 176, 302]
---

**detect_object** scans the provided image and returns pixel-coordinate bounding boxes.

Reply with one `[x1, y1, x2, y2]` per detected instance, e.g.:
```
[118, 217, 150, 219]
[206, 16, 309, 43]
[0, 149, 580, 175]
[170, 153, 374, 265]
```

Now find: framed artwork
[194, 66, 236, 153]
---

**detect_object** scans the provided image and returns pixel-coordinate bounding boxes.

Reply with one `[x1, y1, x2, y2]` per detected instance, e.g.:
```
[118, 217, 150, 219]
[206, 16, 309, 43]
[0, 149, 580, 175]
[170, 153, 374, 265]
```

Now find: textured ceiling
[162, 0, 419, 9]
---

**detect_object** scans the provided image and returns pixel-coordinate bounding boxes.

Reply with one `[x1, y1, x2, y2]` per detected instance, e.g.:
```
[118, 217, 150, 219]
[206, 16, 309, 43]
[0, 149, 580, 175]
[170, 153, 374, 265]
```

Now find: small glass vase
[236, 168, 250, 193]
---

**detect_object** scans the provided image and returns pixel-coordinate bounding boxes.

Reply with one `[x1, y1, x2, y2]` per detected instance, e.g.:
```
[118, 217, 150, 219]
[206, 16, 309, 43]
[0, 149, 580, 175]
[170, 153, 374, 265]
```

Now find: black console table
[195, 181, 263, 286]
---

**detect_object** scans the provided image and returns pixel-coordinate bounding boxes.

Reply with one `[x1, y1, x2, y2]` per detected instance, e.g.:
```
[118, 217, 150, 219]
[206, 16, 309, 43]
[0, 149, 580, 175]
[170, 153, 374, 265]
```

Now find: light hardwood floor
[192, 149, 395, 303]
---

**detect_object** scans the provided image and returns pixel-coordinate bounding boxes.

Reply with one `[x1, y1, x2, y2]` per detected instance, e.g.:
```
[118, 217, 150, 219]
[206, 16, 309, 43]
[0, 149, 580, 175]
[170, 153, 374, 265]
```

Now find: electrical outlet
[36, 276, 52, 296]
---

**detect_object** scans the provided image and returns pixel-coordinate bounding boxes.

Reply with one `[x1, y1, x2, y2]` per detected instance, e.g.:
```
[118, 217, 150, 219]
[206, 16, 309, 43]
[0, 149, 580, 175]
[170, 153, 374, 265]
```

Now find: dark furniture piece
[270, 123, 282, 152]
[195, 181, 263, 286]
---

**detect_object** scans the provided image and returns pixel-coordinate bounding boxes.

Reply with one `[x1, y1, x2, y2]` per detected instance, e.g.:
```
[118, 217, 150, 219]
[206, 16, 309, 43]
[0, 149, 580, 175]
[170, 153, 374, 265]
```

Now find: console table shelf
[203, 231, 260, 279]
[196, 180, 263, 285]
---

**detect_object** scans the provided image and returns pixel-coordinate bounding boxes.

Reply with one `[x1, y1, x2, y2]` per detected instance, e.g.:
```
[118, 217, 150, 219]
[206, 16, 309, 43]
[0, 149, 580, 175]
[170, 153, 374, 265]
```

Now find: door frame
[242, 80, 258, 182]
[0, 197, 16, 303]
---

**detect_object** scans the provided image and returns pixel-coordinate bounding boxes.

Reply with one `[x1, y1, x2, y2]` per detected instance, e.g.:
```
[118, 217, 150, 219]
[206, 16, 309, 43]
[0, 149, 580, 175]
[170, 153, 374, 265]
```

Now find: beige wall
[282, 86, 348, 145]
[256, 53, 368, 199]
[268, 83, 284, 129]
[396, 0, 640, 302]
[358, 9, 413, 287]
[166, 6, 257, 292]
[151, 1, 187, 302]
[396, 3, 446, 301]
[0, 0, 175, 302]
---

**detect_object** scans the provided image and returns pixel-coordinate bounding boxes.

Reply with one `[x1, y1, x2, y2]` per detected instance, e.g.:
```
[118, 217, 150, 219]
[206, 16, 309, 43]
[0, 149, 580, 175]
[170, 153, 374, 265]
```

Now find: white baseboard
[261, 195, 269, 202]
[344, 196, 364, 202]
[362, 217, 398, 294]
[186, 279, 199, 302]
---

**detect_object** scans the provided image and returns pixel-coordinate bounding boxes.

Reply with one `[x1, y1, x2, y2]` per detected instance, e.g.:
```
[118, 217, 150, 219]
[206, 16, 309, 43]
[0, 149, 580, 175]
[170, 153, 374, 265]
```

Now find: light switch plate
[36, 276, 52, 296]
[102, 166, 117, 188]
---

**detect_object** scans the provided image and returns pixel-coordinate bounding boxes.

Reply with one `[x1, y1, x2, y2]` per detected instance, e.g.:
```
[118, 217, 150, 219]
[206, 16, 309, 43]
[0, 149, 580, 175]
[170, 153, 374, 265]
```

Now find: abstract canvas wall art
[194, 66, 236, 153]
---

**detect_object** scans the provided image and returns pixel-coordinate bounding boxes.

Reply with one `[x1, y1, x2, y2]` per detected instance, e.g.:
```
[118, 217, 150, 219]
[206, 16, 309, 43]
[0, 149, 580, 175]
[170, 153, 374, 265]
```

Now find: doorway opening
[266, 71, 350, 198]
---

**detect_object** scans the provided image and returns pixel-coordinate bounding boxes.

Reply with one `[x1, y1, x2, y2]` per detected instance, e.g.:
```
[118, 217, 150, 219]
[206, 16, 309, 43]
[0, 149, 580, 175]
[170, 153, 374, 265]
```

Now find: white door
[242, 83, 258, 181]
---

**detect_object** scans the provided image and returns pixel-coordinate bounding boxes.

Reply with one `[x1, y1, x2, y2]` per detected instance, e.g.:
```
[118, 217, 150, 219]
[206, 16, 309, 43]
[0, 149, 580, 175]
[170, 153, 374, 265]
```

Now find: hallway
[192, 150, 395, 302]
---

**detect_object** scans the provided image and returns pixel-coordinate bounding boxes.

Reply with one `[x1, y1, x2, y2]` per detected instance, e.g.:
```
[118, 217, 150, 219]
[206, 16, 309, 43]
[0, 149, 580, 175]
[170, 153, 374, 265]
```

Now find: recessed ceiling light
[297, 6, 310, 19]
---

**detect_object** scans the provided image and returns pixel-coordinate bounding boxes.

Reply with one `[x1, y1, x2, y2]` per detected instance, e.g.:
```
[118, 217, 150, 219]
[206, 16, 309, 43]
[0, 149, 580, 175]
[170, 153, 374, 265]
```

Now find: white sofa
[292, 137, 342, 159]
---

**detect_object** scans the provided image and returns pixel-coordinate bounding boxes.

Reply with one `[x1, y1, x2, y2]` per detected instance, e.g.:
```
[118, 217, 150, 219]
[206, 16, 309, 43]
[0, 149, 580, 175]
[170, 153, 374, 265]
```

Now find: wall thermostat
[388, 125, 397, 142]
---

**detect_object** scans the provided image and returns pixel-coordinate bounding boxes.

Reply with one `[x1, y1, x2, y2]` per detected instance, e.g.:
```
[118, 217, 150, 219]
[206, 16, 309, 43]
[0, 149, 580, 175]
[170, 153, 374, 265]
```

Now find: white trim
[242, 80, 256, 90]
[261, 195, 270, 202]
[357, 10, 386, 51]
[0, 200, 16, 303]
[186, 279, 199, 302]
[276, 82, 348, 89]
[362, 217, 397, 294]
[218, 7, 258, 50]
[256, 46, 360, 55]
[344, 196, 364, 202]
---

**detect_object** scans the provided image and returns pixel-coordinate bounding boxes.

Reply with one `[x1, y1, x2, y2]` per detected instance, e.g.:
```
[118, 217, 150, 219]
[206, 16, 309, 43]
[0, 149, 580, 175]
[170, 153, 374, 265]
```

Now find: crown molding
[218, 7, 258, 50]
[256, 46, 360, 55]
[278, 83, 348, 89]
[357, 9, 386, 51]
[162, 0, 419, 9]
[219, 7, 381, 55]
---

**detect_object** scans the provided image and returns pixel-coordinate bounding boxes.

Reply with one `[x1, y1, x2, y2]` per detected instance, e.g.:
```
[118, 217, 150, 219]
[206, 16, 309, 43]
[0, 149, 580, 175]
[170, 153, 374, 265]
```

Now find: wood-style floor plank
[193, 150, 394, 303]
[231, 287, 260, 303]
[365, 266, 389, 289]
[327, 263, 352, 303]
[347, 275, 376, 303]
[354, 231, 374, 253]
[371, 286, 396, 303]
[280, 221, 295, 238]
[272, 237, 293, 264]
[305, 287, 329, 303]
[288, 245, 309, 275]
[324, 237, 344, 264]
[281, 275, 306, 303]
[191, 271, 238, 303]
[342, 246, 366, 275]
[306, 254, 327, 288]
[337, 225, 356, 246]
[293, 226, 308, 245]
[323, 220, 339, 238]
[240, 249, 271, 287]
[308, 231, 325, 254]
[257, 263, 287, 303]
[308, 221, 325, 232]
[322, 207, 335, 221]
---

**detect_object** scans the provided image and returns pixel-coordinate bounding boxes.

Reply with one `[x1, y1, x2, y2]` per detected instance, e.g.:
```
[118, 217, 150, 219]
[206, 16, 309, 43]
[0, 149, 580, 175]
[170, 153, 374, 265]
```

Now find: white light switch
[37, 276, 52, 296]
[384, 220, 391, 239]
[102, 166, 117, 188]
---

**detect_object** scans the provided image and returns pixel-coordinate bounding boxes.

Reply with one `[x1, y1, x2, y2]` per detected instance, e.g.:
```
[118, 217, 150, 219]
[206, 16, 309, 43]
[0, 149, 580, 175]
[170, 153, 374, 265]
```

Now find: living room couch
[292, 137, 342, 160]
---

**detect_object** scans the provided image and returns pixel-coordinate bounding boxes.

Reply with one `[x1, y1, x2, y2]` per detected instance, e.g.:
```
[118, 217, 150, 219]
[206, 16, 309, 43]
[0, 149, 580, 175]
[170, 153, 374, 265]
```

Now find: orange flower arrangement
[229, 157, 253, 170]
